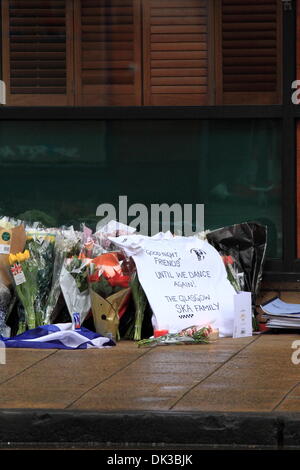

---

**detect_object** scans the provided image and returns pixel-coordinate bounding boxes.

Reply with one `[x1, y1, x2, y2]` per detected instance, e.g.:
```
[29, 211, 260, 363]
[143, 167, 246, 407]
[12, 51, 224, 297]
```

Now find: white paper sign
[233, 291, 252, 338]
[110, 234, 236, 337]
[13, 271, 26, 286]
[0, 244, 10, 254]
[10, 263, 26, 285]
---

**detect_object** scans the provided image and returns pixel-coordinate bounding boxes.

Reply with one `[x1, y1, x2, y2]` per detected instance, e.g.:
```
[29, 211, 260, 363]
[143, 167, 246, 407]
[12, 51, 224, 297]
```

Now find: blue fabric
[0, 324, 115, 350]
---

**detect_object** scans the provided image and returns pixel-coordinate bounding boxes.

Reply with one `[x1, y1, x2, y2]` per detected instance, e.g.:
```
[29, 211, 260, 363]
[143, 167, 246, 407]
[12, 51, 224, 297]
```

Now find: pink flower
[185, 328, 194, 337]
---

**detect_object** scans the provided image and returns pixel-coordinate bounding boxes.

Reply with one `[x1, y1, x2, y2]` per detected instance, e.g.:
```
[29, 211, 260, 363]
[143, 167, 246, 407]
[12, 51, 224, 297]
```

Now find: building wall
[0, 1, 299, 281]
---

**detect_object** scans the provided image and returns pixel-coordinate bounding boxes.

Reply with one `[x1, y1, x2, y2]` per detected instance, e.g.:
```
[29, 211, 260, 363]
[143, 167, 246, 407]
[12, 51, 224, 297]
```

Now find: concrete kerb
[0, 409, 298, 449]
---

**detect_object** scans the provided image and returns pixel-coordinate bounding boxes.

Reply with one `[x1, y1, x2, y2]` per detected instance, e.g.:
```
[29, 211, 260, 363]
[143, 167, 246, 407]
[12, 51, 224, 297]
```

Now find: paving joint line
[272, 379, 300, 411]
[0, 350, 59, 387]
[168, 335, 261, 410]
[64, 346, 153, 409]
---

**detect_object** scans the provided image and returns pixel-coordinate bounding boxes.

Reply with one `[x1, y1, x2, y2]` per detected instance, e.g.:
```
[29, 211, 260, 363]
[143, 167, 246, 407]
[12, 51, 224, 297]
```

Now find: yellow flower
[16, 252, 26, 263]
[9, 250, 30, 264]
[8, 253, 17, 265]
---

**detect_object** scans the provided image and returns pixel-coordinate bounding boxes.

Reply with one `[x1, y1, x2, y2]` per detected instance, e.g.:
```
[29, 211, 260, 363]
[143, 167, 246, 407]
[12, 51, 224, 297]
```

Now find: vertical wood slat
[1, 0, 10, 101]
[142, 0, 151, 106]
[75, 0, 142, 106]
[297, 1, 300, 258]
[275, 0, 282, 105]
[207, 0, 216, 105]
[67, 0, 75, 105]
[297, 122, 300, 258]
[297, 0, 300, 83]
[74, 0, 82, 105]
[1, 0, 74, 106]
[214, 0, 223, 104]
[297, 121, 300, 258]
[142, 0, 210, 106]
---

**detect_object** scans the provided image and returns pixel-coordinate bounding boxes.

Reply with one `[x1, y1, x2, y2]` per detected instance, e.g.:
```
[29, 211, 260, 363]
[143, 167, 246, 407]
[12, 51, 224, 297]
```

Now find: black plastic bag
[206, 222, 267, 304]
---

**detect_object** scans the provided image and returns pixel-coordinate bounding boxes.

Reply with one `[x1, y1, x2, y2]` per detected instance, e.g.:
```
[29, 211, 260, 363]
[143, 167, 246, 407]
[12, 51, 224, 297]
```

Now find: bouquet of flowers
[221, 253, 258, 331]
[124, 272, 149, 341]
[80, 224, 104, 259]
[0, 218, 26, 288]
[221, 254, 244, 293]
[59, 255, 91, 327]
[8, 250, 39, 332]
[88, 252, 132, 340]
[94, 220, 136, 252]
[137, 324, 218, 348]
[0, 281, 11, 335]
[44, 227, 81, 324]
[25, 230, 56, 324]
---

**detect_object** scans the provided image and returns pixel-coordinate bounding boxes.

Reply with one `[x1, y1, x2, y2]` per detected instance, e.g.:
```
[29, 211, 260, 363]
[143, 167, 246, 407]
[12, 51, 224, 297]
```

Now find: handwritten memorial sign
[110, 234, 236, 337]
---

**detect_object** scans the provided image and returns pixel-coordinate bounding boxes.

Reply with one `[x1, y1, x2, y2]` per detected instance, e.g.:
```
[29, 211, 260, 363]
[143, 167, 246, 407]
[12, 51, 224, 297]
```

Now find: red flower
[88, 271, 101, 283]
[221, 255, 234, 265]
[105, 270, 130, 288]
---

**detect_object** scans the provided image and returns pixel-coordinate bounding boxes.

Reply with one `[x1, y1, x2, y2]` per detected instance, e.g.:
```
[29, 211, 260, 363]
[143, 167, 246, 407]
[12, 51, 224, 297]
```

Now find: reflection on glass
[0, 119, 281, 258]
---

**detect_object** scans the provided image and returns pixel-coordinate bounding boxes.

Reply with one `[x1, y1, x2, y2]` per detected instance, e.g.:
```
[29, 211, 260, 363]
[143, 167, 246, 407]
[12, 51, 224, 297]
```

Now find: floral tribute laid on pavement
[0, 217, 267, 350]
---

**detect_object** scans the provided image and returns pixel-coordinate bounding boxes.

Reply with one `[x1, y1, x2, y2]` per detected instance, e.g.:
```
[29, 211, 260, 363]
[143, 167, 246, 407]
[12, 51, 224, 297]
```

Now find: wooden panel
[297, 0, 300, 85]
[297, 121, 300, 258]
[298, 117, 300, 259]
[2, 0, 74, 105]
[215, 0, 282, 105]
[143, 0, 210, 106]
[74, 0, 142, 106]
[297, 1, 300, 258]
[1, 0, 282, 107]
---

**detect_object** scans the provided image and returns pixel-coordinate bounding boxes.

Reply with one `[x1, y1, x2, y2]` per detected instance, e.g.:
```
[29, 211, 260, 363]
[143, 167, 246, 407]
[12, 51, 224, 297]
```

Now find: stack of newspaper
[261, 297, 300, 329]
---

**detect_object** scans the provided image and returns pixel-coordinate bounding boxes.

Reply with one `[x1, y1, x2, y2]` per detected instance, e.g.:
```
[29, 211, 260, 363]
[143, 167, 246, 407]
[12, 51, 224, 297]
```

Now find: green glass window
[0, 119, 281, 258]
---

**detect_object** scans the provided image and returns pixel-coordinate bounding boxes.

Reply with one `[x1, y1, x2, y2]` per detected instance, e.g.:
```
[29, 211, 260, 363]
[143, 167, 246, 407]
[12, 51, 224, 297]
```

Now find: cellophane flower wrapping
[9, 250, 39, 333]
[0, 281, 11, 335]
[94, 220, 136, 252]
[80, 224, 105, 259]
[221, 254, 245, 293]
[88, 251, 133, 340]
[137, 324, 219, 347]
[127, 272, 148, 341]
[25, 229, 56, 325]
[0, 217, 27, 288]
[59, 255, 91, 326]
[44, 227, 81, 324]
[206, 222, 267, 304]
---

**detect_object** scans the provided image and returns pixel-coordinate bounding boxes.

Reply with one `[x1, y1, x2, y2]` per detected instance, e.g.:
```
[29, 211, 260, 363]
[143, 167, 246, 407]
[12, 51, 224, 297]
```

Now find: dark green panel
[0, 119, 282, 258]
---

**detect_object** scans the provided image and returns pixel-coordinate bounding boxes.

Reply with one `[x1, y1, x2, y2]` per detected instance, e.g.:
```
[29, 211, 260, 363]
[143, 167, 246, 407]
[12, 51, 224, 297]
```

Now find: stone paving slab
[0, 343, 149, 409]
[0, 332, 300, 448]
[0, 335, 257, 410]
[0, 334, 299, 412]
[0, 349, 56, 385]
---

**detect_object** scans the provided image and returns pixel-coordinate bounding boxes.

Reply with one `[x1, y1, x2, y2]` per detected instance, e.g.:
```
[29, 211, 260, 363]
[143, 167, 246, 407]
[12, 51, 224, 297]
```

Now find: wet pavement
[1, 332, 300, 449]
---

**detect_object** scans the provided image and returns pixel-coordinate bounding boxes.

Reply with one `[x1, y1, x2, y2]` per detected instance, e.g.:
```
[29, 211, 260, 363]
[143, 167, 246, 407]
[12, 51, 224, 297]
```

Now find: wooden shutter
[297, 1, 300, 258]
[215, 0, 282, 105]
[142, 0, 211, 106]
[297, 121, 300, 258]
[1, 0, 74, 106]
[74, 0, 142, 106]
